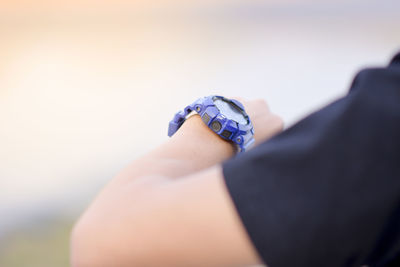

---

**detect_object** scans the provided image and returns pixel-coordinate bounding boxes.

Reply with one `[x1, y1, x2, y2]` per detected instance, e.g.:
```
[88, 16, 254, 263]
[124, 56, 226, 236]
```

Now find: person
[71, 52, 400, 267]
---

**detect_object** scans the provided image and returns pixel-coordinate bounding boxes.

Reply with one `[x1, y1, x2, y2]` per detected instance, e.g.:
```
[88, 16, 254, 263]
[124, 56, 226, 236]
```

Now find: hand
[235, 98, 284, 145]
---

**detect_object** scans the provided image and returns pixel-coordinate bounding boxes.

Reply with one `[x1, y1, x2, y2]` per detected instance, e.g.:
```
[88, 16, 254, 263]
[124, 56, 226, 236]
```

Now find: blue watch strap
[167, 98, 202, 137]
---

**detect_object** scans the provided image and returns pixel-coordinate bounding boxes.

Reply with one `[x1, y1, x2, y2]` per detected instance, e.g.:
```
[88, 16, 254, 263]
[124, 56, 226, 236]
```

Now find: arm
[71, 99, 283, 267]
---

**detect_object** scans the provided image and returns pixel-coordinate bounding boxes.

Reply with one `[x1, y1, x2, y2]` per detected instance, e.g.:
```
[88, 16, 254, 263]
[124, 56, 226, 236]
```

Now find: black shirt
[223, 52, 400, 267]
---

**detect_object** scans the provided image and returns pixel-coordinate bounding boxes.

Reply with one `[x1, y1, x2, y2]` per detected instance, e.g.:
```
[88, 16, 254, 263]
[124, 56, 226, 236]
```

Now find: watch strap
[168, 96, 254, 153]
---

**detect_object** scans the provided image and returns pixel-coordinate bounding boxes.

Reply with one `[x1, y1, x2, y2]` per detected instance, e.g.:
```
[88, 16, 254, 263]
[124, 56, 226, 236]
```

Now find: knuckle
[271, 115, 284, 130]
[254, 99, 270, 110]
[256, 98, 267, 105]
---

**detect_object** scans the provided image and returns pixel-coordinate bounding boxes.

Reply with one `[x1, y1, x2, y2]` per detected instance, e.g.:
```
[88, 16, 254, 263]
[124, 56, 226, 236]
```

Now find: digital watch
[168, 96, 255, 153]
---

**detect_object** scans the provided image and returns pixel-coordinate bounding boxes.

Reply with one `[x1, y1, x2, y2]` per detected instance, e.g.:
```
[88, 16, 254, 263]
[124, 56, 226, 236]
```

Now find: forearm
[111, 97, 284, 185]
[71, 115, 235, 266]
[112, 114, 235, 185]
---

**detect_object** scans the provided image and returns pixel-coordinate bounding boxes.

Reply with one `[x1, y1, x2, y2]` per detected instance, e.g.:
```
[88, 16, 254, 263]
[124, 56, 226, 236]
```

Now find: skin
[71, 98, 283, 267]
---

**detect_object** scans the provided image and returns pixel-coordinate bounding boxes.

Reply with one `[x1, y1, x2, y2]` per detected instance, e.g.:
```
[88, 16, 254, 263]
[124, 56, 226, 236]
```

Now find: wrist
[170, 115, 236, 163]
[168, 96, 255, 153]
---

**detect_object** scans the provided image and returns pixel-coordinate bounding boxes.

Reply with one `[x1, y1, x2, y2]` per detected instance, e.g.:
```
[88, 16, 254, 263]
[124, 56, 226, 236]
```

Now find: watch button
[221, 130, 232, 139]
[211, 120, 222, 132]
[202, 113, 211, 125]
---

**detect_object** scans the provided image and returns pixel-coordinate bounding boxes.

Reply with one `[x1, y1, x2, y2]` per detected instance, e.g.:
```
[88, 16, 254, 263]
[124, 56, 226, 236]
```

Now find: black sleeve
[222, 52, 400, 267]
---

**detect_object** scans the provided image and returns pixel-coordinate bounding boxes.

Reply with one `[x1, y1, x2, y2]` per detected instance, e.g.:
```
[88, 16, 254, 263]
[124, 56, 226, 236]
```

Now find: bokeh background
[1, 0, 399, 266]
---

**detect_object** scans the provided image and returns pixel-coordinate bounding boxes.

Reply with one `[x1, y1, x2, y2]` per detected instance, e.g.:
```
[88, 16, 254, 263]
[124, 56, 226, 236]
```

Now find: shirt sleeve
[222, 53, 400, 267]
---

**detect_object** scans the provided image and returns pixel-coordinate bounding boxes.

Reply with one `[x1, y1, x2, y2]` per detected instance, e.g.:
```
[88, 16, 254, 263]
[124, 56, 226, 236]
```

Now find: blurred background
[0, 0, 399, 266]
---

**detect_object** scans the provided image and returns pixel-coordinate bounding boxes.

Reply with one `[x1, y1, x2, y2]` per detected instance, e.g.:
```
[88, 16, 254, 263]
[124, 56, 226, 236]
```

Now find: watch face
[213, 97, 248, 125]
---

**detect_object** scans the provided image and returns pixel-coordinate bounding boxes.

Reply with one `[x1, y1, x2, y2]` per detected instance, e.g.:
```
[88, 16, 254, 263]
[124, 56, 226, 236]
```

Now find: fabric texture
[222, 52, 400, 267]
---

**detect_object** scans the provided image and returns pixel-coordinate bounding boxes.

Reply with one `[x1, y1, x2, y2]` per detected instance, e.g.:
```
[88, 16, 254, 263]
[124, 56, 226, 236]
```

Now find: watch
[168, 95, 255, 153]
